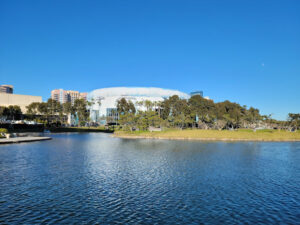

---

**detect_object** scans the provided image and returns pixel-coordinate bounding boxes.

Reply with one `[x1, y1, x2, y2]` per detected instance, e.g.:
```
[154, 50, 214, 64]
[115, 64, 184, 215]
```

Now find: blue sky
[0, 0, 299, 120]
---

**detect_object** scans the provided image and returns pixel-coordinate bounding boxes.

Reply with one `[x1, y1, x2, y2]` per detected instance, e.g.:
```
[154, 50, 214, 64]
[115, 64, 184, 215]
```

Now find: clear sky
[0, 0, 299, 120]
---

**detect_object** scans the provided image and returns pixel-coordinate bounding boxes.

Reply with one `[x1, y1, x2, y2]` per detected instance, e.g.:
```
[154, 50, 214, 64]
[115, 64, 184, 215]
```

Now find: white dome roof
[89, 87, 190, 99]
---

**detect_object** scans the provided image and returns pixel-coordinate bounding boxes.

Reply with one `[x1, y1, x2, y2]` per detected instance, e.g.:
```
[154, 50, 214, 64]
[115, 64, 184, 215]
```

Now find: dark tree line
[116, 95, 299, 131]
[0, 105, 22, 120]
[1, 95, 299, 131]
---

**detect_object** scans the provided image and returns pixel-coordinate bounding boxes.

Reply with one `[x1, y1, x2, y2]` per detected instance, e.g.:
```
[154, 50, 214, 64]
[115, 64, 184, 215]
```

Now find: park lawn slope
[114, 129, 300, 141]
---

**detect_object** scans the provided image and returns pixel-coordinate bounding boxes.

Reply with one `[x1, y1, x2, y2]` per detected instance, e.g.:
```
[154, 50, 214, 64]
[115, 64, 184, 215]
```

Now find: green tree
[73, 99, 89, 126]
[189, 95, 216, 128]
[288, 113, 300, 131]
[26, 102, 40, 115]
[116, 98, 137, 130]
[117, 98, 136, 115]
[6, 105, 22, 120]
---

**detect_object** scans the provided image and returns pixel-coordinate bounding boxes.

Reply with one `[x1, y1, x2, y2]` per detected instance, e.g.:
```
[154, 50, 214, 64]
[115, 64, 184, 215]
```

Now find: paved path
[0, 136, 52, 144]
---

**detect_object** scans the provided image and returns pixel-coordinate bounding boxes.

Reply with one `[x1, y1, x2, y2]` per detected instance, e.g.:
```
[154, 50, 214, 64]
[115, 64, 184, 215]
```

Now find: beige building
[0, 93, 42, 113]
[51, 89, 87, 105]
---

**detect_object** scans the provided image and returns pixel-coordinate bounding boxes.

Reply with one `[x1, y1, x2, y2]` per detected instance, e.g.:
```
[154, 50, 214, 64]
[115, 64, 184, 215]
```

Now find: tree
[62, 102, 73, 115]
[189, 95, 216, 128]
[246, 107, 261, 124]
[46, 99, 61, 116]
[117, 98, 136, 115]
[116, 98, 137, 129]
[26, 102, 40, 115]
[73, 99, 89, 126]
[1, 105, 22, 120]
[0, 106, 8, 118]
[118, 113, 137, 131]
[38, 102, 48, 115]
[288, 113, 300, 131]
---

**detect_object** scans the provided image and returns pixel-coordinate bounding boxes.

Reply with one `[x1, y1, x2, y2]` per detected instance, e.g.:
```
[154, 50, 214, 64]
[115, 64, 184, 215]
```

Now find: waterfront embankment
[114, 129, 300, 142]
[49, 127, 114, 133]
[0, 125, 114, 133]
[0, 136, 52, 144]
[0, 124, 44, 133]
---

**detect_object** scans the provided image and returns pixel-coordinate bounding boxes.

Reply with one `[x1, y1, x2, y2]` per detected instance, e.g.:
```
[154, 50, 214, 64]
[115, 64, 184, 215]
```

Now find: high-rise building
[51, 89, 68, 103]
[51, 89, 88, 104]
[0, 85, 13, 94]
[79, 92, 87, 101]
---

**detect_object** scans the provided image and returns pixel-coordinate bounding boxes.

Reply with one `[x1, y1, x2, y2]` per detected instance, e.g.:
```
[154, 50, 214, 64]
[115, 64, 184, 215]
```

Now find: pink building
[79, 92, 87, 101]
[51, 89, 88, 104]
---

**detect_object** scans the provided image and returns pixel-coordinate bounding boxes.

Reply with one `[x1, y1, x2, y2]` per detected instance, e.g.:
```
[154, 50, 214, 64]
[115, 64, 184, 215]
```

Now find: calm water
[0, 133, 299, 224]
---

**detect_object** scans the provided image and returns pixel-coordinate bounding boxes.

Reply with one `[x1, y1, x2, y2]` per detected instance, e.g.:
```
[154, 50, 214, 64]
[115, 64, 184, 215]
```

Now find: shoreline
[0, 136, 52, 144]
[113, 134, 300, 142]
[49, 127, 113, 133]
[113, 129, 300, 142]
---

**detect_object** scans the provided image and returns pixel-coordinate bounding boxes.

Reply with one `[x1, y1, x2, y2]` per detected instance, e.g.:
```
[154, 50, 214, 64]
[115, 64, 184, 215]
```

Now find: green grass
[114, 129, 300, 141]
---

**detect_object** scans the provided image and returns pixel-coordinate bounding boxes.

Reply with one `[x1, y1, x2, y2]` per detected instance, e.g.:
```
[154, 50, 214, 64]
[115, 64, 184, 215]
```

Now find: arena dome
[88, 87, 190, 122]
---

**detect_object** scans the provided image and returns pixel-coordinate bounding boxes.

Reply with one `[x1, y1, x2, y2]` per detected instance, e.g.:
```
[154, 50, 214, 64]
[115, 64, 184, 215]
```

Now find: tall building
[0, 85, 13, 94]
[51, 89, 87, 104]
[51, 89, 68, 103]
[79, 92, 87, 101]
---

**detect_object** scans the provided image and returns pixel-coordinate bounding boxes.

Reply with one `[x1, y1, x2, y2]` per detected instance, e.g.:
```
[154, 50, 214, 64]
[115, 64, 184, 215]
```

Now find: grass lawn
[114, 129, 300, 141]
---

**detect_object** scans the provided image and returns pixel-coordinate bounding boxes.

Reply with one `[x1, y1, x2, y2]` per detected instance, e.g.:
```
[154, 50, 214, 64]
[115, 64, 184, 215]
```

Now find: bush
[0, 128, 8, 138]
[0, 128, 8, 133]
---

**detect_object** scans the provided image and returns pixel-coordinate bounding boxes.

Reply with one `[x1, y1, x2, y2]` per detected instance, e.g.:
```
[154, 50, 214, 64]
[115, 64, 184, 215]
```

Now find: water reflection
[0, 133, 299, 224]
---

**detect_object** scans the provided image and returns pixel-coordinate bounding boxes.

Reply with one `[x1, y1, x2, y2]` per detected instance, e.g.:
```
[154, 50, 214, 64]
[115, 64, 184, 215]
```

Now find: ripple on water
[0, 134, 299, 224]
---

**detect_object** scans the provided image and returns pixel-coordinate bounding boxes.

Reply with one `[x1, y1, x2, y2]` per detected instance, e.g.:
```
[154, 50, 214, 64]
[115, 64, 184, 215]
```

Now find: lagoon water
[0, 133, 299, 224]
